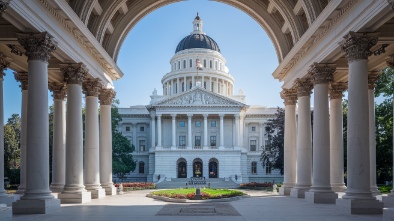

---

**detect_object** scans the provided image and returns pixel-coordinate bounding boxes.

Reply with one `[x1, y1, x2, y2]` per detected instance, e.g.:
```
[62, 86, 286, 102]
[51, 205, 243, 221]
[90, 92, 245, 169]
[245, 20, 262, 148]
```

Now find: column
[192, 76, 195, 88]
[14, 72, 28, 195]
[177, 78, 180, 94]
[279, 88, 297, 196]
[48, 82, 67, 193]
[98, 89, 117, 195]
[171, 114, 176, 148]
[234, 114, 239, 147]
[305, 63, 338, 203]
[13, 32, 60, 213]
[202, 75, 205, 89]
[184, 76, 187, 92]
[203, 114, 208, 148]
[133, 123, 137, 147]
[82, 78, 105, 199]
[157, 114, 162, 147]
[209, 77, 212, 91]
[239, 114, 245, 147]
[290, 78, 313, 199]
[58, 63, 91, 203]
[216, 79, 219, 93]
[150, 112, 156, 150]
[259, 122, 264, 150]
[219, 114, 224, 148]
[336, 31, 383, 214]
[329, 82, 347, 192]
[187, 114, 192, 149]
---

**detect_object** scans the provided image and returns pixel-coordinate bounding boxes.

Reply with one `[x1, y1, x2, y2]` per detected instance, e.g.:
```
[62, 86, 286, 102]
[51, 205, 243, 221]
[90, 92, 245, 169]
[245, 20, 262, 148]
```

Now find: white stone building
[118, 15, 282, 185]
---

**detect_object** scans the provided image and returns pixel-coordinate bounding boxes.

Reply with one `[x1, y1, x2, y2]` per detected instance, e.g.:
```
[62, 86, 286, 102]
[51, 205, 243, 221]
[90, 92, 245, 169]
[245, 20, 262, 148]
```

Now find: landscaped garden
[149, 188, 245, 200]
[114, 182, 156, 191]
[239, 182, 279, 191]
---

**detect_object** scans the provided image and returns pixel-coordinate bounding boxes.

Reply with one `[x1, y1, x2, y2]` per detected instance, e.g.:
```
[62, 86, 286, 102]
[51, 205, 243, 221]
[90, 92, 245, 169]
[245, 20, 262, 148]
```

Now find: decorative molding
[293, 78, 313, 97]
[82, 78, 102, 96]
[0, 0, 10, 13]
[13, 72, 28, 91]
[368, 72, 381, 90]
[0, 53, 10, 79]
[309, 63, 335, 85]
[7, 44, 23, 56]
[329, 82, 347, 100]
[388, 0, 394, 9]
[60, 63, 88, 85]
[16, 32, 57, 62]
[387, 54, 394, 69]
[280, 88, 297, 105]
[99, 88, 116, 105]
[48, 82, 67, 100]
[340, 32, 379, 62]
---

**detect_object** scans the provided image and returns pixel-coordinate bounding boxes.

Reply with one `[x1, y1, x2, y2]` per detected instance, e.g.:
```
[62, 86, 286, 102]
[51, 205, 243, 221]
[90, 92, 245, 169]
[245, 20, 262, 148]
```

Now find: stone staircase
[156, 178, 240, 189]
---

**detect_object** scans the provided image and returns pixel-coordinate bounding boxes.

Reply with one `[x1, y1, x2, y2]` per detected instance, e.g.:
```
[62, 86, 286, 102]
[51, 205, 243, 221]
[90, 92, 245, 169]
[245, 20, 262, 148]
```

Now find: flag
[196, 59, 203, 70]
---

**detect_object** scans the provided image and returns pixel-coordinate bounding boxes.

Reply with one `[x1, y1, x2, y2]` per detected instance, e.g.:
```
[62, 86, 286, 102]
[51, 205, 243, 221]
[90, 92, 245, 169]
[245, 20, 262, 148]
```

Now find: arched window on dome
[189, 59, 192, 68]
[203, 60, 206, 68]
[183, 60, 186, 69]
[210, 60, 212, 69]
[178, 61, 180, 70]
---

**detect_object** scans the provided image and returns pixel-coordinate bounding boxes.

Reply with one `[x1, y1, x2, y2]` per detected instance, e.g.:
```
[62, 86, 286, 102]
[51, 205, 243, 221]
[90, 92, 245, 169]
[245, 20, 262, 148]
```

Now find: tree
[261, 107, 284, 175]
[111, 99, 136, 180]
[4, 114, 21, 184]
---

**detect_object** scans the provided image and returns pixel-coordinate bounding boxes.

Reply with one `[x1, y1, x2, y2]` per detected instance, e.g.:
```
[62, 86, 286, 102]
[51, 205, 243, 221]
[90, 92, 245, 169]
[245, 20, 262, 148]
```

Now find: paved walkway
[12, 190, 383, 221]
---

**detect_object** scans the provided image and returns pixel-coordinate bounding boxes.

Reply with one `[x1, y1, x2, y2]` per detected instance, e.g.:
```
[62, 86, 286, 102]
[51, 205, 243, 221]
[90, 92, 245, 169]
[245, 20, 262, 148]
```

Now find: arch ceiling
[66, 0, 330, 63]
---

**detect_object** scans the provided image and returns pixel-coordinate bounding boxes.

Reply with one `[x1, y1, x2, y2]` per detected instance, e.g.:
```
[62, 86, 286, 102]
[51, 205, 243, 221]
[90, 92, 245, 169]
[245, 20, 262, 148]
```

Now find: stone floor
[11, 189, 384, 221]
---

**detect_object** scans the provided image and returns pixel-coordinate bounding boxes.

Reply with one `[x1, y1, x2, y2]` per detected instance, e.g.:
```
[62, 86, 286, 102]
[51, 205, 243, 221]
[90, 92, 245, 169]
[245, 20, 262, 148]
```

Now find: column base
[12, 198, 60, 214]
[218, 146, 225, 150]
[382, 195, 394, 208]
[384, 208, 394, 221]
[336, 198, 383, 214]
[305, 191, 338, 204]
[290, 187, 310, 198]
[0, 204, 11, 220]
[87, 189, 106, 199]
[279, 186, 293, 196]
[15, 188, 25, 195]
[171, 146, 176, 150]
[0, 195, 17, 207]
[58, 191, 91, 204]
[103, 186, 117, 196]
[50, 184, 64, 193]
[331, 183, 347, 192]
[371, 186, 381, 196]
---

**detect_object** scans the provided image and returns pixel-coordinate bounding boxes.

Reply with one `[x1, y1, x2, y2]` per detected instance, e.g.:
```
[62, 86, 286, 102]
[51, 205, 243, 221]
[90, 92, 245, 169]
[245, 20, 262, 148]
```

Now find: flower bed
[114, 182, 156, 191]
[150, 188, 244, 200]
[240, 182, 274, 187]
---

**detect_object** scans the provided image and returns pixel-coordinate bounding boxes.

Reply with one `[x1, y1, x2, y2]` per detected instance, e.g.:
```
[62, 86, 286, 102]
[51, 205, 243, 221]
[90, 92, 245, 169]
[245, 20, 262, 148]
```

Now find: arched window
[183, 60, 186, 69]
[139, 162, 145, 174]
[266, 165, 272, 174]
[251, 161, 257, 174]
[189, 59, 192, 67]
[203, 59, 206, 68]
[178, 61, 180, 70]
[210, 60, 212, 68]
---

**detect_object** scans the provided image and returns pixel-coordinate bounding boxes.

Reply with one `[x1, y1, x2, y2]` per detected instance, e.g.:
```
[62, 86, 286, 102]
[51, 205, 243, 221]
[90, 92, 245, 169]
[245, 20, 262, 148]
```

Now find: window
[252, 126, 256, 132]
[204, 82, 206, 89]
[183, 60, 186, 68]
[179, 121, 185, 127]
[195, 136, 201, 147]
[179, 136, 186, 146]
[182, 82, 185, 92]
[195, 121, 201, 127]
[139, 161, 145, 174]
[190, 82, 192, 89]
[140, 126, 144, 132]
[211, 121, 216, 127]
[125, 126, 130, 132]
[210, 136, 216, 147]
[266, 165, 272, 174]
[189, 59, 192, 67]
[204, 59, 206, 68]
[250, 140, 256, 151]
[251, 162, 257, 174]
[139, 140, 145, 152]
[210, 60, 212, 68]
[178, 61, 180, 69]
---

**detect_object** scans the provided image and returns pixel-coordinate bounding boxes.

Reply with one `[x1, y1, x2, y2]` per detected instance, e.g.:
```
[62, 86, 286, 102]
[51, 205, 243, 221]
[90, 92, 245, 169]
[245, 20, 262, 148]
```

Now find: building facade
[118, 15, 282, 184]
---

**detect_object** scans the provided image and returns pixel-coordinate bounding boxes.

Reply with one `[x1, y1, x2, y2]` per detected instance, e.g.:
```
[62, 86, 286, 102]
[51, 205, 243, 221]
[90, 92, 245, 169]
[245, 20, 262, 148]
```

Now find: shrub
[114, 182, 156, 191]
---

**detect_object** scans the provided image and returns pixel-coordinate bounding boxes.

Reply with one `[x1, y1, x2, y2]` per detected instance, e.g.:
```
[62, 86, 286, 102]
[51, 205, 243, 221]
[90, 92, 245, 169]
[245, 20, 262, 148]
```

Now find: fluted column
[290, 78, 313, 199]
[99, 89, 117, 195]
[58, 63, 91, 203]
[13, 32, 60, 213]
[279, 88, 297, 196]
[219, 114, 224, 149]
[157, 114, 162, 147]
[187, 114, 192, 149]
[337, 32, 383, 214]
[305, 63, 338, 203]
[14, 72, 28, 195]
[150, 112, 156, 150]
[203, 114, 208, 148]
[0, 54, 9, 203]
[171, 114, 176, 148]
[82, 78, 105, 199]
[48, 82, 67, 193]
[234, 114, 239, 147]
[329, 82, 347, 192]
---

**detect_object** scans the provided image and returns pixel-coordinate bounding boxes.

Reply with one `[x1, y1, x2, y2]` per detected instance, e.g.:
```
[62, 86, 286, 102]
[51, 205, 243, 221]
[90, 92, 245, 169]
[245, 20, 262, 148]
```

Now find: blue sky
[3, 0, 284, 121]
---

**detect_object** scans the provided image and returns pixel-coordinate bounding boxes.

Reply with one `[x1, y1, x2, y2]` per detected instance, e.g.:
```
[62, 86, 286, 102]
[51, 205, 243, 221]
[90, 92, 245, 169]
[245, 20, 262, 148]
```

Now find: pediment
[152, 87, 245, 107]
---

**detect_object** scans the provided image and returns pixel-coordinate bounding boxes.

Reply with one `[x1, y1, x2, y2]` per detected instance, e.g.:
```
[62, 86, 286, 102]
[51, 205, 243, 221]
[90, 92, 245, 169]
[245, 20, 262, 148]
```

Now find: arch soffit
[177, 158, 187, 163]
[209, 158, 219, 163]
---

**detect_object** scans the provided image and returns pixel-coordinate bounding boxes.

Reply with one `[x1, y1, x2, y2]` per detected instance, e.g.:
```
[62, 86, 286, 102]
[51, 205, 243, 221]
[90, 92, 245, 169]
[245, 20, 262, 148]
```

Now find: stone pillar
[58, 63, 91, 204]
[157, 114, 162, 147]
[305, 63, 338, 203]
[150, 111, 156, 150]
[209, 77, 212, 91]
[368, 72, 380, 195]
[184, 76, 186, 92]
[177, 78, 180, 94]
[203, 114, 208, 148]
[98, 89, 117, 195]
[48, 82, 67, 193]
[234, 114, 239, 147]
[202, 76, 205, 89]
[216, 79, 219, 93]
[82, 78, 105, 199]
[171, 114, 176, 148]
[133, 123, 137, 147]
[239, 114, 245, 147]
[329, 82, 347, 192]
[14, 72, 28, 195]
[259, 122, 264, 150]
[336, 31, 383, 214]
[279, 88, 297, 196]
[13, 32, 60, 213]
[290, 78, 313, 198]
[219, 114, 224, 149]
[187, 114, 192, 149]
[192, 76, 195, 88]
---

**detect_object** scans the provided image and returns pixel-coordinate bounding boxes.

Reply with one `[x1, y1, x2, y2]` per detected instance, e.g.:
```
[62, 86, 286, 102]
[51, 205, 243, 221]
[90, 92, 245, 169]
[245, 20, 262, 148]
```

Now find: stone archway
[209, 158, 219, 178]
[177, 158, 187, 178]
[192, 158, 203, 178]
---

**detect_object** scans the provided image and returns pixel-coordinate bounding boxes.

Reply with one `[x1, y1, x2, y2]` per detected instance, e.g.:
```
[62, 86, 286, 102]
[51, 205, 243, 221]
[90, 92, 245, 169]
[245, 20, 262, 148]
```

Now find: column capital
[171, 113, 177, 118]
[280, 88, 297, 105]
[82, 78, 102, 97]
[157, 114, 162, 118]
[203, 114, 208, 118]
[14, 72, 28, 90]
[368, 72, 381, 90]
[293, 78, 313, 97]
[234, 114, 240, 119]
[0, 1, 10, 13]
[16, 32, 57, 62]
[150, 111, 156, 119]
[309, 63, 335, 85]
[187, 114, 193, 118]
[48, 82, 67, 100]
[0, 53, 10, 79]
[60, 63, 88, 85]
[219, 114, 225, 118]
[386, 54, 394, 69]
[329, 82, 347, 100]
[340, 31, 379, 62]
[99, 88, 116, 105]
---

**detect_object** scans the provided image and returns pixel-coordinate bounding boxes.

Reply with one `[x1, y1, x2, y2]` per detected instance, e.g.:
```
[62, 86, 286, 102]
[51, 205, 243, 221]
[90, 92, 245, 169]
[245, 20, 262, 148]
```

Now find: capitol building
[118, 14, 282, 186]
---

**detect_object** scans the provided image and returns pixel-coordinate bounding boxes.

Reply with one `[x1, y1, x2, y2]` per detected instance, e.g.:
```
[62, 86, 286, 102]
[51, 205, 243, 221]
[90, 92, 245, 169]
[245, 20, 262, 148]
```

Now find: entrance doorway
[177, 158, 187, 178]
[209, 159, 218, 178]
[193, 159, 203, 177]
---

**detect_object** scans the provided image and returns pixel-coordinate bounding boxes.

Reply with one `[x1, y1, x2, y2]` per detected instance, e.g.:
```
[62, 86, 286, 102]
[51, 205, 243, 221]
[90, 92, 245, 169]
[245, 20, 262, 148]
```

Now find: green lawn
[150, 188, 244, 200]
[378, 185, 392, 194]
